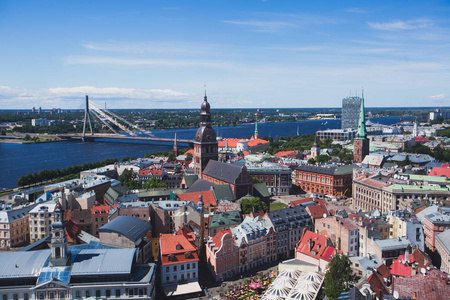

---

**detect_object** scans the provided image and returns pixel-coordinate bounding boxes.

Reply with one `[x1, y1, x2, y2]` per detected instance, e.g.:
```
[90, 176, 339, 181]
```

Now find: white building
[29, 202, 58, 242]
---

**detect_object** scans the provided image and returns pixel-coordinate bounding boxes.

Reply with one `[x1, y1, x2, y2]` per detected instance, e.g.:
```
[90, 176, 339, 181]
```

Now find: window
[96, 290, 100, 298]
[106, 290, 111, 298]
[193, 272, 196, 278]
[85, 291, 90, 298]
[181, 264, 184, 270]
[166, 266, 169, 272]
[116, 290, 121, 297]
[173, 265, 177, 271]
[166, 276, 170, 282]
[13, 295, 18, 300]
[187, 263, 190, 270]
[192, 263, 195, 269]
[24, 294, 29, 300]
[75, 291, 81, 298]
[174, 275, 177, 281]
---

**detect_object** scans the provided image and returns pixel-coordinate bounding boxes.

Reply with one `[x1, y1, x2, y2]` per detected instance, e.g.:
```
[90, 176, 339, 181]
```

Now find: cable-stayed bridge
[58, 95, 194, 146]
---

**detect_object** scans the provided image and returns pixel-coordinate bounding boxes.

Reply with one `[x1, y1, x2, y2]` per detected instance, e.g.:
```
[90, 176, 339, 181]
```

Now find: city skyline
[1, 0, 449, 109]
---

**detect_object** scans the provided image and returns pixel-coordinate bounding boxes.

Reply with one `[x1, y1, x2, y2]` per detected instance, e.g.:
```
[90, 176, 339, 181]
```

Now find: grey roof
[375, 237, 410, 251]
[71, 248, 136, 276]
[0, 249, 51, 278]
[436, 229, 450, 255]
[99, 216, 151, 242]
[267, 205, 311, 232]
[202, 160, 244, 184]
[0, 203, 37, 223]
[187, 179, 215, 193]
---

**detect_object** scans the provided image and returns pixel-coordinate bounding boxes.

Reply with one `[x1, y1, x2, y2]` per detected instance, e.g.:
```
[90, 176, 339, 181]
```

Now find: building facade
[314, 216, 359, 256]
[247, 164, 292, 196]
[342, 96, 362, 130]
[0, 205, 33, 249]
[206, 229, 240, 281]
[293, 164, 353, 198]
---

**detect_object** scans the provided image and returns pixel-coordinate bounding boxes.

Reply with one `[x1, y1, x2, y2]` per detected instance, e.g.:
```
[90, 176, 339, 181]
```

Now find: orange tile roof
[289, 197, 315, 207]
[218, 139, 240, 148]
[184, 149, 195, 156]
[248, 138, 269, 147]
[160, 232, 199, 265]
[209, 229, 233, 253]
[139, 169, 151, 176]
[91, 204, 118, 216]
[274, 150, 296, 158]
[177, 190, 217, 207]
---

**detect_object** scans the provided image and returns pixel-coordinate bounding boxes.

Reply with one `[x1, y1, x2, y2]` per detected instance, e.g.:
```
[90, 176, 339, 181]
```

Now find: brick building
[201, 160, 253, 199]
[293, 164, 354, 198]
[421, 212, 450, 251]
[247, 163, 292, 196]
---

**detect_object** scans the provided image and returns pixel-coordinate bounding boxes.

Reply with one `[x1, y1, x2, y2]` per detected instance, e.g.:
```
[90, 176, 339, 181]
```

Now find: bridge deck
[58, 134, 194, 144]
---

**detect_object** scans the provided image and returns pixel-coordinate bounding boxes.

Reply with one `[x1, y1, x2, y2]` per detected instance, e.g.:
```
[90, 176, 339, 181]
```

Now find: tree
[316, 154, 331, 164]
[143, 177, 168, 189]
[253, 177, 264, 184]
[240, 197, 268, 214]
[185, 153, 193, 161]
[323, 253, 358, 300]
[307, 158, 316, 165]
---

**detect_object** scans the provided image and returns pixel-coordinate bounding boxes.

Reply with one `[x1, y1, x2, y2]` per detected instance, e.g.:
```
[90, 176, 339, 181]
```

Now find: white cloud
[65, 56, 235, 70]
[81, 41, 213, 55]
[368, 19, 432, 31]
[222, 20, 297, 32]
[428, 93, 446, 99]
[346, 8, 365, 14]
[0, 86, 190, 109]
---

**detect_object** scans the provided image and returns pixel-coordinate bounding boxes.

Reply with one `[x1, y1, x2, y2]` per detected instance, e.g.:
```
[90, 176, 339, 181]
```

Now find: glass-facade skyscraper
[342, 96, 362, 129]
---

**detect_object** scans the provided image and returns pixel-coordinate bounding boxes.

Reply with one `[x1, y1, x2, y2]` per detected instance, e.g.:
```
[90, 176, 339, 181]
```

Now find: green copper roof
[387, 184, 450, 192]
[399, 173, 450, 184]
[209, 211, 241, 228]
[356, 91, 367, 139]
[255, 119, 259, 136]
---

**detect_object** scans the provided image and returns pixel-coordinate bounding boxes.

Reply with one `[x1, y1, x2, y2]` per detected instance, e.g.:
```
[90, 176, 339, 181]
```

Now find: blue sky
[0, 0, 449, 109]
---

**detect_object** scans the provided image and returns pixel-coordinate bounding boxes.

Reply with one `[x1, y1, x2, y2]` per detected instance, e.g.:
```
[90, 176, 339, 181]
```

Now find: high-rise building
[342, 96, 362, 129]
[353, 92, 369, 163]
[194, 92, 218, 176]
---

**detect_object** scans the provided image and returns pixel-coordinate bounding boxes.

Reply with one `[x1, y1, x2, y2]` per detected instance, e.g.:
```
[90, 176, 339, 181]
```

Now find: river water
[0, 117, 404, 189]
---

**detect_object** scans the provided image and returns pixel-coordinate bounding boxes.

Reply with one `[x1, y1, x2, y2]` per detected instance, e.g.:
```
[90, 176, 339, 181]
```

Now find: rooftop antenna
[204, 84, 206, 97]
[105, 102, 107, 109]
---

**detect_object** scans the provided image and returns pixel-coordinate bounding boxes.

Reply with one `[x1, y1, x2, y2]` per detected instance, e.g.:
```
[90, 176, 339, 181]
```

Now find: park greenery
[119, 169, 168, 190]
[240, 197, 268, 214]
[323, 253, 358, 300]
[16, 158, 118, 187]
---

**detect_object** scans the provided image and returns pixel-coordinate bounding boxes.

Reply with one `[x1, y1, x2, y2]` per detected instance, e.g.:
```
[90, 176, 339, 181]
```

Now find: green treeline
[16, 158, 118, 187]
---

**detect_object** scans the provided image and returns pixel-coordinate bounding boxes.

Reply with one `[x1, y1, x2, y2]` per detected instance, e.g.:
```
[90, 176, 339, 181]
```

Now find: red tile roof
[306, 202, 329, 219]
[376, 264, 391, 279]
[65, 219, 81, 243]
[209, 229, 234, 254]
[320, 246, 341, 262]
[361, 178, 390, 189]
[296, 229, 332, 260]
[392, 269, 450, 300]
[390, 256, 413, 278]
[364, 273, 389, 297]
[160, 232, 199, 266]
[415, 136, 430, 143]
[177, 190, 217, 207]
[411, 248, 432, 269]
[218, 139, 240, 148]
[139, 169, 151, 176]
[428, 166, 450, 178]
[289, 197, 314, 207]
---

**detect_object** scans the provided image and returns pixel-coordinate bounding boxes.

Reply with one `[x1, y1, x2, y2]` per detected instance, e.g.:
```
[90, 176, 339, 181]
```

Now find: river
[0, 117, 405, 189]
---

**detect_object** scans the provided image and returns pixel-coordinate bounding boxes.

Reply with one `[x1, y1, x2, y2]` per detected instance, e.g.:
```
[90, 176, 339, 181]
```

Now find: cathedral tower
[311, 134, 320, 159]
[194, 92, 218, 176]
[353, 91, 370, 163]
[50, 201, 70, 267]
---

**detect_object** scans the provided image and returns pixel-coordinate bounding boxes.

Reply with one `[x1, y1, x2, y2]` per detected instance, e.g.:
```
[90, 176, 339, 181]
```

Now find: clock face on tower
[196, 134, 200, 142]
[207, 135, 212, 141]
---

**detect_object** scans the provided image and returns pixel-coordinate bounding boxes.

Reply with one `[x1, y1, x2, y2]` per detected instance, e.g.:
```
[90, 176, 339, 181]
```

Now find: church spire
[356, 89, 367, 139]
[254, 113, 259, 139]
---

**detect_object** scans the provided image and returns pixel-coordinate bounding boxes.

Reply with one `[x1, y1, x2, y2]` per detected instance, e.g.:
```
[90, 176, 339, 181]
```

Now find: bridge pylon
[82, 95, 94, 142]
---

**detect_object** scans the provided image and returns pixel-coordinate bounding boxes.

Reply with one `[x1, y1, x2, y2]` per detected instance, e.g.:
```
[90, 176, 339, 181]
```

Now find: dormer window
[185, 252, 192, 259]
[176, 243, 183, 250]
[168, 254, 176, 261]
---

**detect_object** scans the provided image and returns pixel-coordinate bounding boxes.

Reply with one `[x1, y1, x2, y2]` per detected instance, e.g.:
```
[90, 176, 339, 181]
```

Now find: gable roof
[212, 184, 236, 201]
[253, 182, 270, 198]
[428, 166, 450, 178]
[160, 232, 198, 265]
[306, 202, 330, 220]
[296, 229, 332, 260]
[363, 272, 389, 297]
[99, 216, 151, 242]
[202, 160, 244, 184]
[177, 190, 217, 207]
[187, 178, 215, 193]
[209, 211, 241, 229]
